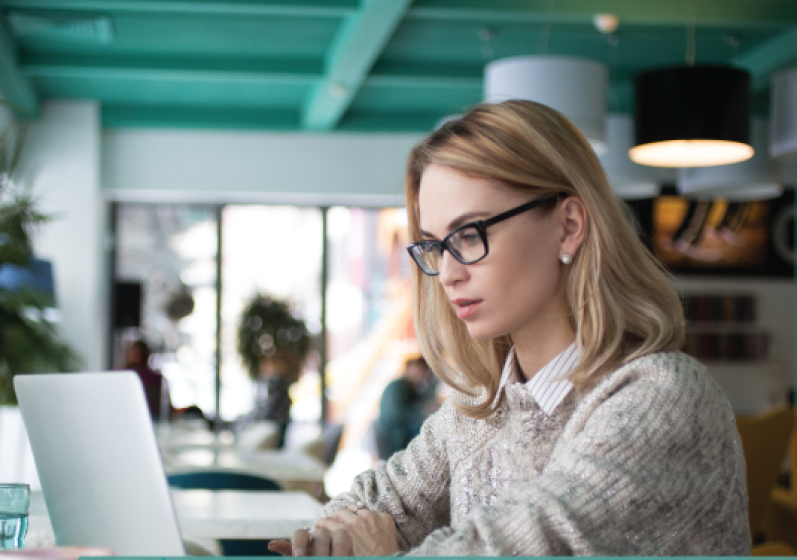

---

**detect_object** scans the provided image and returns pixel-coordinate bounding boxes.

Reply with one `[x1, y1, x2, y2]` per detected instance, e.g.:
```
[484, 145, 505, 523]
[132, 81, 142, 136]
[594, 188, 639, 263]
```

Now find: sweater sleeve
[320, 398, 454, 550]
[408, 354, 751, 556]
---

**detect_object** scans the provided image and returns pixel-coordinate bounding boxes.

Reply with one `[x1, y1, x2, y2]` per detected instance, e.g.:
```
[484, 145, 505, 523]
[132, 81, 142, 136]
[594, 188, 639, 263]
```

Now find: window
[111, 203, 413, 459]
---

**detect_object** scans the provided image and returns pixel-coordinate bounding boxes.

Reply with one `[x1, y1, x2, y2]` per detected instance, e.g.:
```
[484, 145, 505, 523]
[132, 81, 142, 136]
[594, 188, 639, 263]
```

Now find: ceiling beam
[366, 74, 481, 89]
[407, 0, 797, 27]
[102, 104, 300, 129]
[736, 27, 797, 92]
[302, 0, 412, 131]
[22, 54, 322, 85]
[337, 110, 443, 131]
[0, 0, 357, 17]
[0, 18, 37, 116]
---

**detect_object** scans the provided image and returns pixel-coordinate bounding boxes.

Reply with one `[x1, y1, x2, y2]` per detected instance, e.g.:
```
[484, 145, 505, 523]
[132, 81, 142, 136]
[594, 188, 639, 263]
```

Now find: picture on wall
[643, 190, 793, 277]
[654, 197, 769, 267]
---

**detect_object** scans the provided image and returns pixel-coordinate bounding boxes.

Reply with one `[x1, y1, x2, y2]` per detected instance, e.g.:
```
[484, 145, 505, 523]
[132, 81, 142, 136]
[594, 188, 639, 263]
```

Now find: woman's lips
[452, 299, 482, 319]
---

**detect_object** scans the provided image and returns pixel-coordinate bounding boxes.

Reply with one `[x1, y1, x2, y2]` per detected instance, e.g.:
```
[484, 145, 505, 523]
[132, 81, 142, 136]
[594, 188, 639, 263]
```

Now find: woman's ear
[559, 196, 587, 256]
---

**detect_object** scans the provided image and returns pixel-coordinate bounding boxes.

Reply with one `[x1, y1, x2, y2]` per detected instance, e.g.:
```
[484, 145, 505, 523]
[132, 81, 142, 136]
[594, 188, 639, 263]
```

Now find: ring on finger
[350, 500, 366, 514]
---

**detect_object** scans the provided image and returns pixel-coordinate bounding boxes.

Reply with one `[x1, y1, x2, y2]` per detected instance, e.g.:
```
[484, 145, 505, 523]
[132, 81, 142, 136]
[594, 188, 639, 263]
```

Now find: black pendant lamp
[630, 65, 753, 167]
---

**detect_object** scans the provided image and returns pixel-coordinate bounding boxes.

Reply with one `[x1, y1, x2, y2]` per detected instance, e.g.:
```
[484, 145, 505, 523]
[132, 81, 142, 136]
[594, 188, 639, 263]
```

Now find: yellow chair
[751, 542, 797, 556]
[736, 408, 794, 542]
[768, 410, 797, 549]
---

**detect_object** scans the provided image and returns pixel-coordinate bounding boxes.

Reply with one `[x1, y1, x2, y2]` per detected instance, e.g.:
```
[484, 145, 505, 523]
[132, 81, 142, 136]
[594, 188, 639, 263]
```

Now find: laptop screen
[14, 372, 185, 555]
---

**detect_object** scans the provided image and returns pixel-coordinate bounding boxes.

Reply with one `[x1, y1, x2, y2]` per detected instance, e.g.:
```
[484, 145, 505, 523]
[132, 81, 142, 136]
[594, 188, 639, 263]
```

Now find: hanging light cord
[478, 27, 494, 61]
[685, 0, 696, 66]
[539, 0, 555, 55]
[539, 22, 551, 54]
[685, 22, 696, 66]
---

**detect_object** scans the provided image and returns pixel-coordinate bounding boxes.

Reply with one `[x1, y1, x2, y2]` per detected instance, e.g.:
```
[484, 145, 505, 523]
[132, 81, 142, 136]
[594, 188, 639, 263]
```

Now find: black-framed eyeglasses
[407, 192, 566, 276]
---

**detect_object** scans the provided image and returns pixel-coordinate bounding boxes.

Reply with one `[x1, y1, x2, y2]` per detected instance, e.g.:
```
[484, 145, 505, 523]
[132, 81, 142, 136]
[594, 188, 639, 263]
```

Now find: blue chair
[167, 470, 281, 491]
[166, 470, 282, 556]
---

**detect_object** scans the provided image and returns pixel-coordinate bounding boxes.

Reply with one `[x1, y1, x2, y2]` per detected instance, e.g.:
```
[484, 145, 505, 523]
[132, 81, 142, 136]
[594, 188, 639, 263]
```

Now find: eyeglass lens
[413, 225, 485, 274]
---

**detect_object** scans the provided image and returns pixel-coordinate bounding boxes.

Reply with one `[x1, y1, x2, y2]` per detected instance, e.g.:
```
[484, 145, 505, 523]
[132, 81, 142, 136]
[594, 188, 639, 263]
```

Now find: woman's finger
[331, 507, 359, 523]
[290, 528, 312, 557]
[314, 516, 348, 532]
[267, 539, 293, 557]
[308, 528, 331, 556]
[330, 528, 354, 556]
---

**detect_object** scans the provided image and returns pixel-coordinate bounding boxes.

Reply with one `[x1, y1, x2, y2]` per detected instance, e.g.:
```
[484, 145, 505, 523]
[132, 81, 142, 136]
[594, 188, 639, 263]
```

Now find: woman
[269, 100, 750, 556]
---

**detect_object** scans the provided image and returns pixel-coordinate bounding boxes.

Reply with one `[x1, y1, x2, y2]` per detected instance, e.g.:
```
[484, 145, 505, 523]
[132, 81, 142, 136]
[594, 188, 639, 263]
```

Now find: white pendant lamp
[770, 67, 797, 161]
[599, 114, 659, 199]
[678, 118, 783, 201]
[484, 56, 609, 154]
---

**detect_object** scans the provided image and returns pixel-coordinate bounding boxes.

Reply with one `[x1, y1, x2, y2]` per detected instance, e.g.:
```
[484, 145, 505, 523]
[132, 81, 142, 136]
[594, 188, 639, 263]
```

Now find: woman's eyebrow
[447, 211, 491, 232]
[419, 211, 491, 240]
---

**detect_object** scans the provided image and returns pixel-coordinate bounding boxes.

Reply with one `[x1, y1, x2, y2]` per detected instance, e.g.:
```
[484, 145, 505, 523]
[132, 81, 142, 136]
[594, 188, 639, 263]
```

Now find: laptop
[14, 372, 186, 556]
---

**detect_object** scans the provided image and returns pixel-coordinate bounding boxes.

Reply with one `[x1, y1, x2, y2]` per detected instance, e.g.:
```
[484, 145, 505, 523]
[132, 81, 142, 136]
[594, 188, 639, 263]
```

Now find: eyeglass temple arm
[479, 192, 566, 228]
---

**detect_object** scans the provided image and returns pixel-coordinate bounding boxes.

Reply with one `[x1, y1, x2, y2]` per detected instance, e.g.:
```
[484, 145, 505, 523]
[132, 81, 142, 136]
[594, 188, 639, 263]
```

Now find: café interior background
[0, 0, 795, 491]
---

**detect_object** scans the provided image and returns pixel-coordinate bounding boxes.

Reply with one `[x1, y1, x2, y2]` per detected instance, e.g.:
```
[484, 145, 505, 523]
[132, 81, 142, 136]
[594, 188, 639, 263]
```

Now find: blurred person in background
[122, 339, 206, 424]
[123, 339, 171, 420]
[374, 356, 438, 460]
[235, 353, 298, 448]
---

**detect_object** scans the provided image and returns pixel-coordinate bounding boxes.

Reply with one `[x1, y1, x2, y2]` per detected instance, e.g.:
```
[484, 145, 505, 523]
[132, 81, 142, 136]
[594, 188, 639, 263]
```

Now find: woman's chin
[465, 322, 502, 342]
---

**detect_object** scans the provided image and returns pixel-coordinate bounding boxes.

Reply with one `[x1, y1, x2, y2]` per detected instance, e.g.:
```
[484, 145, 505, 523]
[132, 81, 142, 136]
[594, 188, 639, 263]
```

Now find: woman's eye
[460, 232, 480, 245]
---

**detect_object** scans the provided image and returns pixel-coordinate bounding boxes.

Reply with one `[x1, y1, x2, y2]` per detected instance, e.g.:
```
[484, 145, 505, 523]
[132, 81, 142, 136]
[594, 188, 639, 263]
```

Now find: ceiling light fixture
[769, 67, 797, 162]
[484, 56, 609, 154]
[678, 118, 783, 201]
[630, 65, 753, 167]
[593, 14, 619, 35]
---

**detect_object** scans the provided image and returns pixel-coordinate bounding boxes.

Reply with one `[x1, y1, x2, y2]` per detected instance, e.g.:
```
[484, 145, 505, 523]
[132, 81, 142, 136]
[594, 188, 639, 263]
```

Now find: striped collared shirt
[494, 343, 579, 415]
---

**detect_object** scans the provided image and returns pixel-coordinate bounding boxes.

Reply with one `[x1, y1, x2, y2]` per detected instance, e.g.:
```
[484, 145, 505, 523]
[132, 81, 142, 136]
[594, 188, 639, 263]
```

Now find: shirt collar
[494, 343, 578, 415]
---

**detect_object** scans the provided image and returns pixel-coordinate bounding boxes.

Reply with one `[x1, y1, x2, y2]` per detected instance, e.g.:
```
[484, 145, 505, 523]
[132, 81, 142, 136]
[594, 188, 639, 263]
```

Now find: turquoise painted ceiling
[0, 0, 795, 131]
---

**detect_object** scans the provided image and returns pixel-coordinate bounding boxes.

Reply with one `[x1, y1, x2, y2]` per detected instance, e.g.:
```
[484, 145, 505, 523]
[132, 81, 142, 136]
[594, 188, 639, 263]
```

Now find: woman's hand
[315, 502, 400, 556]
[268, 525, 354, 556]
[268, 502, 400, 557]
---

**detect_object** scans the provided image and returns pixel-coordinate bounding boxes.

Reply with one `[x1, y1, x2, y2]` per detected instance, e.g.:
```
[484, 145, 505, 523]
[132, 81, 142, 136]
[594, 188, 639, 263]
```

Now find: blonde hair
[406, 100, 685, 419]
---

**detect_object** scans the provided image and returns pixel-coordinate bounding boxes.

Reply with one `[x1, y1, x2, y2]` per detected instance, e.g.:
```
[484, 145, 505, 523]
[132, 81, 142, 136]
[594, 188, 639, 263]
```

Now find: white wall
[20, 101, 106, 371]
[102, 129, 425, 206]
[674, 277, 795, 414]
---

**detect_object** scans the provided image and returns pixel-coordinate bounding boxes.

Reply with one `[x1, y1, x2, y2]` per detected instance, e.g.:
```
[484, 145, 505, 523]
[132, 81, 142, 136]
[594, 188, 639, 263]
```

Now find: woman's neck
[512, 319, 575, 382]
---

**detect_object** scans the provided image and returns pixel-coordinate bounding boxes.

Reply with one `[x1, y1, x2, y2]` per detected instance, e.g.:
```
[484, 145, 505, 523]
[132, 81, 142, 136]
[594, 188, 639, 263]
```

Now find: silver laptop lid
[14, 372, 185, 556]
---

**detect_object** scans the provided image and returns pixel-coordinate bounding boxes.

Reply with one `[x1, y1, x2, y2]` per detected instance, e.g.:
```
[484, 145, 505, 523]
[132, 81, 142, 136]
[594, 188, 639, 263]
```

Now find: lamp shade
[678, 119, 783, 201]
[678, 118, 783, 201]
[599, 114, 660, 199]
[484, 56, 608, 154]
[630, 65, 753, 167]
[770, 67, 797, 161]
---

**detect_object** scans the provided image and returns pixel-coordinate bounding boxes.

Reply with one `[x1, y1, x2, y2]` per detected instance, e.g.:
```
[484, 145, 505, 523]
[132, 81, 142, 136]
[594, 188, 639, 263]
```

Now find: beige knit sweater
[321, 351, 751, 556]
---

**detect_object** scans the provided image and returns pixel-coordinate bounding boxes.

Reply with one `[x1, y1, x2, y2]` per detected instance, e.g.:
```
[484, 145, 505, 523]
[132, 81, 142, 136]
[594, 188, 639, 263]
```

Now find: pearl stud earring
[560, 253, 572, 265]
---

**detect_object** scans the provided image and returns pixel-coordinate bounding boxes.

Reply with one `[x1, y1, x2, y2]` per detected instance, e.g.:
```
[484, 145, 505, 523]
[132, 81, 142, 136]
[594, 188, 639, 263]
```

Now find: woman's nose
[438, 251, 469, 287]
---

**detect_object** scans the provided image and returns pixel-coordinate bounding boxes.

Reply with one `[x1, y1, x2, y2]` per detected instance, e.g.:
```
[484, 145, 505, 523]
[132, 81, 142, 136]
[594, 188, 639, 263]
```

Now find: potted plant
[0, 123, 79, 405]
[236, 294, 310, 448]
[237, 294, 310, 382]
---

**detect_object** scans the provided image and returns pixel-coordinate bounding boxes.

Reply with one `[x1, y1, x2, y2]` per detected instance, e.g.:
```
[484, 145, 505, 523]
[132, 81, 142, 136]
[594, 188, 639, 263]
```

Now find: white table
[163, 448, 328, 493]
[155, 424, 236, 452]
[27, 488, 323, 545]
[173, 489, 322, 539]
